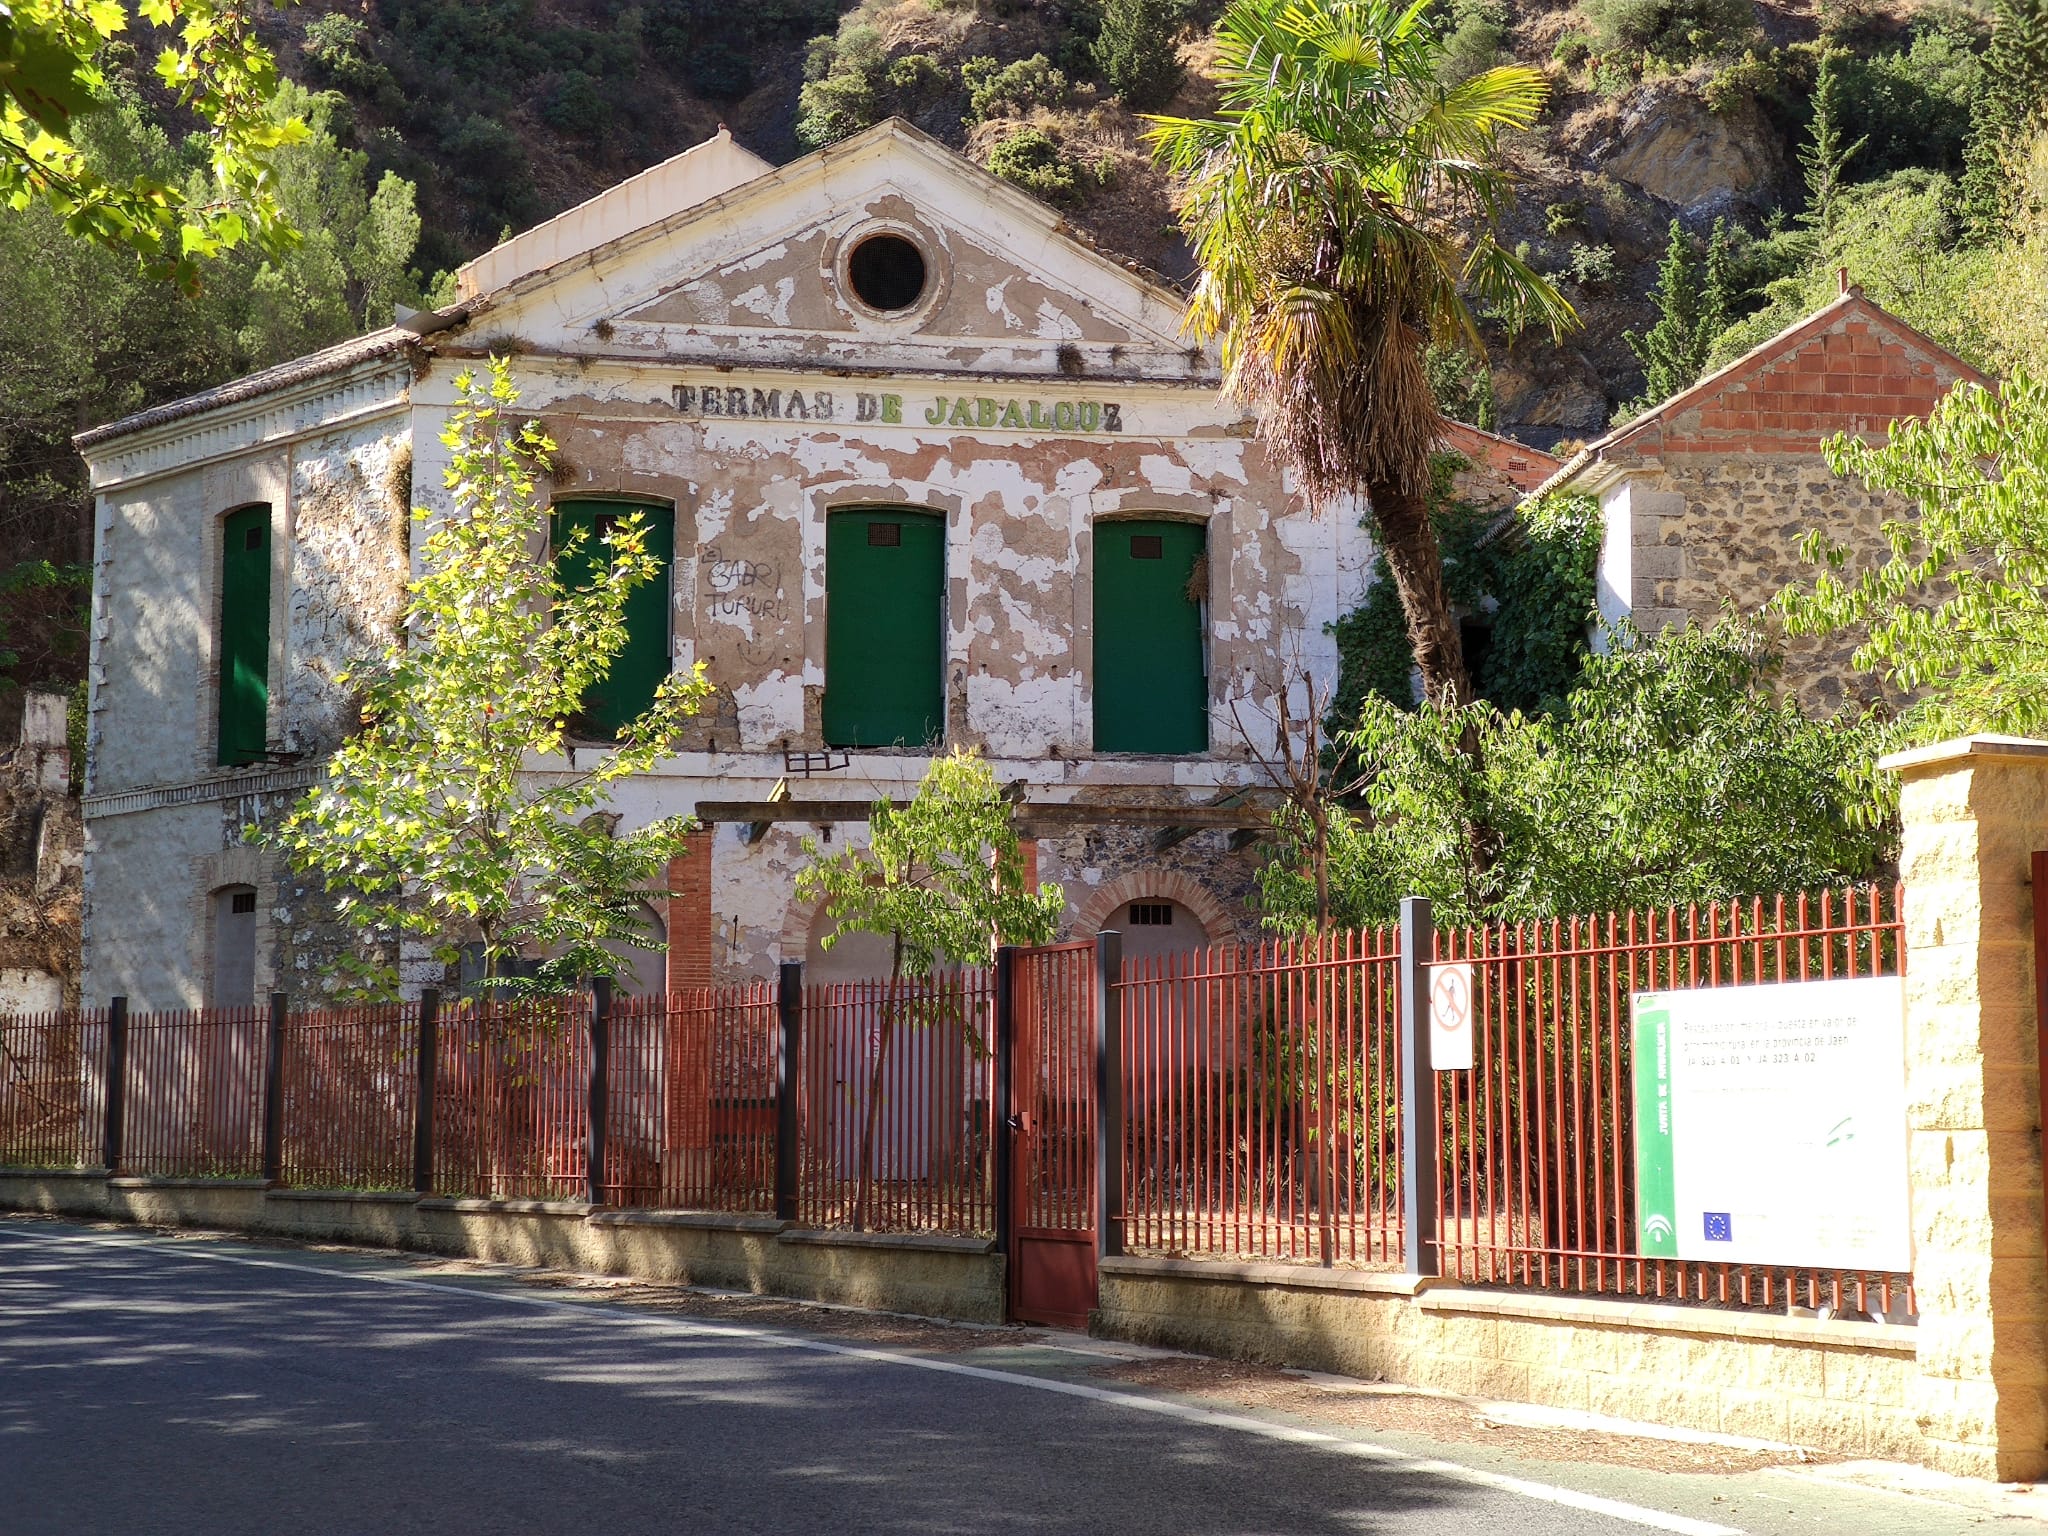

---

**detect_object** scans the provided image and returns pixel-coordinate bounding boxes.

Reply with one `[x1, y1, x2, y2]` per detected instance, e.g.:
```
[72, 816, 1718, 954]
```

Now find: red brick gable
[1656, 303, 1983, 456]
[1537, 289, 1990, 493]
[1438, 419, 1561, 492]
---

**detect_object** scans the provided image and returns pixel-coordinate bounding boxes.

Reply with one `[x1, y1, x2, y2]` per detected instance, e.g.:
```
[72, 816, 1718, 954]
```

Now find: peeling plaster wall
[80, 409, 411, 1009]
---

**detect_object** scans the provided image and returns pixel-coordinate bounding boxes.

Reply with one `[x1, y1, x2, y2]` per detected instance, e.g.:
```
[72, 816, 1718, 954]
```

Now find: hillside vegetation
[4, 0, 2048, 706]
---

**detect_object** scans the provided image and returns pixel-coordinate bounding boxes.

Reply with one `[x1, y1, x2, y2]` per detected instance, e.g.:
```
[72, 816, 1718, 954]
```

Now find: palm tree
[1148, 0, 1575, 706]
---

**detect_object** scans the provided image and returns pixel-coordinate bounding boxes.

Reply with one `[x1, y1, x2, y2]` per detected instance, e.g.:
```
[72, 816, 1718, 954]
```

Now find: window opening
[1128, 902, 1174, 926]
[824, 507, 944, 749]
[551, 500, 674, 741]
[1130, 535, 1163, 560]
[217, 503, 272, 767]
[847, 234, 928, 312]
[212, 885, 258, 1008]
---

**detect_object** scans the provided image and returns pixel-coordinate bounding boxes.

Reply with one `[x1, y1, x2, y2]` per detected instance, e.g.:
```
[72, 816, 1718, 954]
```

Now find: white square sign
[1429, 963, 1474, 1071]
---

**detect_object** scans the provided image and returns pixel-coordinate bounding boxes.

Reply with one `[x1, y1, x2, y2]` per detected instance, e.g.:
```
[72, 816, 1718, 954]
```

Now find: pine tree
[1800, 49, 1866, 247]
[1092, 0, 1187, 110]
[1963, 0, 2048, 237]
[1621, 220, 1739, 417]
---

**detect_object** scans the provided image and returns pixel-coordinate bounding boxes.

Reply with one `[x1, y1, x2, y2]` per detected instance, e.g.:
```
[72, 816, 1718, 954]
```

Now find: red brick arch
[1070, 870, 1233, 945]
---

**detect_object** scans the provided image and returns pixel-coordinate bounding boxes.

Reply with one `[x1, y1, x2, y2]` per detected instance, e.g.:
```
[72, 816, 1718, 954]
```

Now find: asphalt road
[0, 1219, 2031, 1536]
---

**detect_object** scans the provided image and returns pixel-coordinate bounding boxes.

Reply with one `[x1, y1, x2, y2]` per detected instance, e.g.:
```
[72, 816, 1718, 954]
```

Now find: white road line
[0, 1221, 1742, 1536]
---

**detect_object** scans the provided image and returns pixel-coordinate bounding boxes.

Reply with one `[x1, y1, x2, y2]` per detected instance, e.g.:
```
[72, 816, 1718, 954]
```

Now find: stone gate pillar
[1884, 735, 2048, 1479]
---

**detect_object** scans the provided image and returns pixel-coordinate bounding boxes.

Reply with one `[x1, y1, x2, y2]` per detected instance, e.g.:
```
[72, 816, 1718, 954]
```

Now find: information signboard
[1631, 975, 1910, 1272]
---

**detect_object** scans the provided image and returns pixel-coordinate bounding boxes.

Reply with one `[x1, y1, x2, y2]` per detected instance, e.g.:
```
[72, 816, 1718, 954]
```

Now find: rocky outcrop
[1572, 81, 1787, 216]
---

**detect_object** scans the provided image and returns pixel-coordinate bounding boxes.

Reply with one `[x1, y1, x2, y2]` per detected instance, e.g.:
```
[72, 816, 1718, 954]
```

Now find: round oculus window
[846, 233, 928, 313]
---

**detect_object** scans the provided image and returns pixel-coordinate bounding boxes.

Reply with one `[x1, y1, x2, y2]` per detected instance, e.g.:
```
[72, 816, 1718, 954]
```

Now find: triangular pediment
[458, 120, 1209, 381]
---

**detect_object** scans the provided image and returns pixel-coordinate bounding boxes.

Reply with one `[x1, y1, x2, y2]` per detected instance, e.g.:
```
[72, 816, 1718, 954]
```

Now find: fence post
[992, 946, 1016, 1260]
[261, 992, 287, 1185]
[1399, 896, 1440, 1278]
[588, 976, 611, 1207]
[775, 961, 802, 1222]
[102, 996, 128, 1174]
[1095, 930, 1124, 1260]
[412, 988, 440, 1196]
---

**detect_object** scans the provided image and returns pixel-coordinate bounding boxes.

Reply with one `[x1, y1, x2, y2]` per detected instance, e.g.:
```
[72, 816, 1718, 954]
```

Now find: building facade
[74, 120, 1456, 1008]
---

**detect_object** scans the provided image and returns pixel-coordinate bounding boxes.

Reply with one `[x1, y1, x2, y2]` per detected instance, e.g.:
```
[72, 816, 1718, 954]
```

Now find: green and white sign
[1632, 976, 1910, 1272]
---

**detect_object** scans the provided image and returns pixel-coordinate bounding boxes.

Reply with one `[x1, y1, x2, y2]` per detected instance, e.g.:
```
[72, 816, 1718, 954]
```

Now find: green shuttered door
[551, 500, 674, 741]
[824, 508, 944, 749]
[1094, 519, 1208, 754]
[217, 503, 271, 766]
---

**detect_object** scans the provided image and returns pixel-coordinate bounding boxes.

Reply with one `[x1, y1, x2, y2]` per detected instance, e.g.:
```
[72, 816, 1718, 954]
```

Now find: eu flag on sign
[1703, 1212, 1733, 1242]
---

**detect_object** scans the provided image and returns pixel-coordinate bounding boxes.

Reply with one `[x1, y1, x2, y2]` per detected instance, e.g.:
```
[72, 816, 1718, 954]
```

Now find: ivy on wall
[1325, 454, 1602, 729]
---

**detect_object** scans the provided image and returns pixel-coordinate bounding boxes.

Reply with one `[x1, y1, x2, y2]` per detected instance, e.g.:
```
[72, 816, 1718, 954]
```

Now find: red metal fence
[0, 883, 1912, 1316]
[1114, 930, 1403, 1267]
[1431, 886, 1908, 1313]
[433, 997, 592, 1201]
[0, 1009, 104, 1168]
[799, 971, 996, 1236]
[121, 1007, 268, 1179]
[279, 1005, 418, 1191]
[607, 984, 779, 1211]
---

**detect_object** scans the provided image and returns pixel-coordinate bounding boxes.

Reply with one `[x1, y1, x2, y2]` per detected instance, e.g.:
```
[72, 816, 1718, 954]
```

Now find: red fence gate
[1007, 941, 1099, 1326]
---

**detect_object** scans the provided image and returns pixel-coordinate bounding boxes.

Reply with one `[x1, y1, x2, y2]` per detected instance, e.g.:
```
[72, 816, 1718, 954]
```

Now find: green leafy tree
[796, 748, 1062, 1225]
[1263, 621, 1897, 930]
[1775, 371, 2048, 737]
[269, 359, 712, 996]
[1147, 0, 1575, 709]
[1622, 219, 1735, 416]
[1091, 0, 1186, 109]
[229, 83, 424, 366]
[1, 0, 308, 287]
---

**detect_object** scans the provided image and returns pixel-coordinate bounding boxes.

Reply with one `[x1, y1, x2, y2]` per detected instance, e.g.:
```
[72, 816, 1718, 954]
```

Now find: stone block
[1717, 1387, 1792, 1441]
[1825, 1347, 1911, 1408]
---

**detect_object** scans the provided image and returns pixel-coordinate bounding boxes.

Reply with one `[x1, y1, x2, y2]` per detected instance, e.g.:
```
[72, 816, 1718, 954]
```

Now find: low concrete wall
[1096, 1255, 1921, 1461]
[0, 1172, 1004, 1325]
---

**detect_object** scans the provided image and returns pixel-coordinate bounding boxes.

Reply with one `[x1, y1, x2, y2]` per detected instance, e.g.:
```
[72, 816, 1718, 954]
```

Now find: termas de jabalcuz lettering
[670, 383, 1125, 432]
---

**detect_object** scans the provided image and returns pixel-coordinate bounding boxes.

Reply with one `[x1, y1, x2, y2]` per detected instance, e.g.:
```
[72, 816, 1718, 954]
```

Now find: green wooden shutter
[217, 504, 272, 766]
[824, 508, 944, 749]
[551, 500, 674, 741]
[1093, 519, 1208, 754]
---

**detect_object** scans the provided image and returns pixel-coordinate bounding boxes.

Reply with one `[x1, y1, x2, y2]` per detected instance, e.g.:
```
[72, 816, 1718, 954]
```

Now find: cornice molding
[83, 359, 414, 492]
[84, 763, 325, 821]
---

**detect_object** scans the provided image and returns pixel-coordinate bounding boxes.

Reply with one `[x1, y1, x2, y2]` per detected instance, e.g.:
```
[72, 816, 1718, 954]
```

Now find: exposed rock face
[1582, 86, 1785, 215]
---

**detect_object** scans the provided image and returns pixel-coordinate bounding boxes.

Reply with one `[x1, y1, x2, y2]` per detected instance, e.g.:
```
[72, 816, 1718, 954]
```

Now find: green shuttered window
[824, 508, 944, 749]
[551, 500, 675, 742]
[1093, 518, 1208, 754]
[217, 503, 272, 767]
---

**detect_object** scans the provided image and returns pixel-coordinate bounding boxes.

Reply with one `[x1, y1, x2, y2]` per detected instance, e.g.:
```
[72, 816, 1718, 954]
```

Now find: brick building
[1539, 281, 1986, 712]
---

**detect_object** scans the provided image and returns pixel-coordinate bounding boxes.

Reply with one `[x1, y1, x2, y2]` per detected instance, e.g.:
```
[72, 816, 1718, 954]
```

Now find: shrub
[1544, 199, 1585, 238]
[1702, 47, 1781, 111]
[986, 127, 1080, 201]
[1091, 0, 1187, 107]
[961, 53, 1069, 120]
[542, 70, 612, 137]
[1437, 0, 1510, 83]
[1563, 242, 1618, 290]
[1552, 28, 1594, 67]
[685, 42, 755, 99]
[1584, 0, 1757, 63]
[1834, 28, 1986, 178]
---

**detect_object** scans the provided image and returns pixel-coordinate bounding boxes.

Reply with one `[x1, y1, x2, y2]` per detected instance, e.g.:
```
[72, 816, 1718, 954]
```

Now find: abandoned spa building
[71, 119, 1554, 1007]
